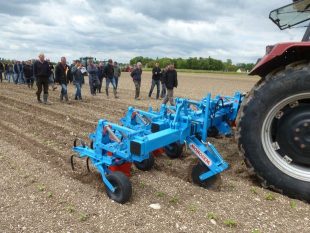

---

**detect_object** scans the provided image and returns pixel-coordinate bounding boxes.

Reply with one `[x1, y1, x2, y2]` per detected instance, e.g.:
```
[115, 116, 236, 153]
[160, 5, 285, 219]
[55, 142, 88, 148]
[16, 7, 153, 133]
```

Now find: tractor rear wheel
[237, 61, 310, 201]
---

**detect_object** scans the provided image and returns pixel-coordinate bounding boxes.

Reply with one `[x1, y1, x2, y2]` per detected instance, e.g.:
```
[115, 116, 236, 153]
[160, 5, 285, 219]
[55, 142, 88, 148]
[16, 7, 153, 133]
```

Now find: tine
[86, 157, 91, 172]
[70, 155, 75, 171]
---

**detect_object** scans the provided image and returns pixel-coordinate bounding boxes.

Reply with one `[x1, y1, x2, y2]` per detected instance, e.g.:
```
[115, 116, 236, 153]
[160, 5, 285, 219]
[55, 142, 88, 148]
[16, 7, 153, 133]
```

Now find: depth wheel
[164, 142, 184, 159]
[105, 171, 132, 204]
[134, 154, 155, 171]
[191, 162, 222, 190]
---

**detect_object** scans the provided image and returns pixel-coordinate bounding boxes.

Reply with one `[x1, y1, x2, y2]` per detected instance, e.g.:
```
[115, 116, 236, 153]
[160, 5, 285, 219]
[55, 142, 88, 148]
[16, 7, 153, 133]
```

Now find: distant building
[236, 68, 246, 73]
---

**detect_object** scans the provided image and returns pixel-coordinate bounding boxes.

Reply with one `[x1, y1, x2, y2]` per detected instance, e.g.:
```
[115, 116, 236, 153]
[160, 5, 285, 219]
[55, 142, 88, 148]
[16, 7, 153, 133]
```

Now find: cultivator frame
[72, 92, 243, 203]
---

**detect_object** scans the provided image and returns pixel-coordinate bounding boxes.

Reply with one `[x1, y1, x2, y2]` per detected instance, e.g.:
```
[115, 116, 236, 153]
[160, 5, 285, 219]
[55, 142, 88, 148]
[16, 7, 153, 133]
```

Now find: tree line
[130, 56, 255, 72]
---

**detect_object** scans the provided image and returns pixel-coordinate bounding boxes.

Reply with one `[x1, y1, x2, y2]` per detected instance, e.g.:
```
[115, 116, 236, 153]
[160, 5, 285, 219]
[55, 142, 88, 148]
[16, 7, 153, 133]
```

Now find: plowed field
[1, 72, 309, 233]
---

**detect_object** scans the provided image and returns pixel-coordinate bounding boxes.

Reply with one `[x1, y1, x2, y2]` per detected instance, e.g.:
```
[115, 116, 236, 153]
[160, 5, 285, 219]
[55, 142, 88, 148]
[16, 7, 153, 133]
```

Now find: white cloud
[0, 0, 307, 64]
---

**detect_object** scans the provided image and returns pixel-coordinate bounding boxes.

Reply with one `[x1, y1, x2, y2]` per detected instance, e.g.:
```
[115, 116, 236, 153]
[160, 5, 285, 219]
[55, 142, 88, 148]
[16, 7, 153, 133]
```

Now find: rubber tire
[105, 171, 132, 204]
[191, 162, 221, 189]
[134, 154, 155, 171]
[237, 61, 310, 202]
[164, 142, 184, 159]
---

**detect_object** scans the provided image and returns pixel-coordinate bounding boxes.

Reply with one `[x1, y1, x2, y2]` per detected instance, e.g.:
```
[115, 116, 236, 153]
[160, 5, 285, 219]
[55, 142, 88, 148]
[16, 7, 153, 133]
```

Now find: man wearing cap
[33, 53, 52, 104]
[130, 62, 142, 100]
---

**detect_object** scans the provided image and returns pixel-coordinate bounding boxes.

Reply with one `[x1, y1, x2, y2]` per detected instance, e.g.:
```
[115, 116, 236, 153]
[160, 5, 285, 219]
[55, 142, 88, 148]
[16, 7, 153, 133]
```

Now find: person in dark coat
[0, 61, 3, 83]
[113, 61, 121, 90]
[20, 61, 25, 83]
[23, 60, 34, 88]
[130, 62, 142, 100]
[55, 57, 69, 101]
[162, 64, 178, 106]
[47, 59, 57, 91]
[148, 62, 161, 99]
[104, 59, 118, 98]
[69, 61, 76, 84]
[6, 63, 13, 83]
[13, 61, 21, 84]
[97, 62, 105, 93]
[33, 53, 51, 104]
[4, 63, 9, 81]
[67, 62, 74, 84]
[71, 60, 84, 100]
[87, 59, 99, 96]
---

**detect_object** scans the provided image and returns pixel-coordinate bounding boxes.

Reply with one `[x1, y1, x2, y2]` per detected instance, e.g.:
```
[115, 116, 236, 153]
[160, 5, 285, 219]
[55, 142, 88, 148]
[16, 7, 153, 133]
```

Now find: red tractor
[122, 65, 133, 72]
[238, 0, 310, 201]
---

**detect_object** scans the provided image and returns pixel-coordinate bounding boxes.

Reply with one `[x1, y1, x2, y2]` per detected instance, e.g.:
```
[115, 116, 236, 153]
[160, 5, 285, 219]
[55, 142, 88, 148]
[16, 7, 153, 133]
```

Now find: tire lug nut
[304, 122, 309, 127]
[275, 111, 283, 119]
[294, 137, 299, 141]
[300, 144, 306, 149]
[295, 128, 300, 133]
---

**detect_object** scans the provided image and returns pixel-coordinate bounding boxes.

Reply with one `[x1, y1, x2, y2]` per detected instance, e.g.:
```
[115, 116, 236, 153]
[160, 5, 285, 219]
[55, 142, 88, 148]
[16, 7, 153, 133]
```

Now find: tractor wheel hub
[277, 105, 310, 164]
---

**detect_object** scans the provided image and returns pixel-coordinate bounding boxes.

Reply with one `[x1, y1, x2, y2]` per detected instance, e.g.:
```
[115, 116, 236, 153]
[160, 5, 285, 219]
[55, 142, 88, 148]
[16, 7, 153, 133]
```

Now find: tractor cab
[269, 0, 310, 35]
[250, 0, 310, 76]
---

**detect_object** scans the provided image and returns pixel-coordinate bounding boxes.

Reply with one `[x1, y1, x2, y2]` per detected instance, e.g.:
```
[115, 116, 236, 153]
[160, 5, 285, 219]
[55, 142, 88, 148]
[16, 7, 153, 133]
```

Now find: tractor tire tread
[236, 60, 310, 202]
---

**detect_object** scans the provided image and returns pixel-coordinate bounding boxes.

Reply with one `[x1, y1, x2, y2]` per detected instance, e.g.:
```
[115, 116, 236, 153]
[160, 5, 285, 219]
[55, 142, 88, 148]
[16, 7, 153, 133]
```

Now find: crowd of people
[0, 53, 178, 105]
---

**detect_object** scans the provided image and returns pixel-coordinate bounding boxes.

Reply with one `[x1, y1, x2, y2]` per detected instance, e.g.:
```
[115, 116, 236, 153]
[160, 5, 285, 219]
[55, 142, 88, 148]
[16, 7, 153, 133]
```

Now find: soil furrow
[0, 89, 118, 122]
[0, 101, 94, 135]
[0, 94, 97, 124]
[0, 119, 106, 190]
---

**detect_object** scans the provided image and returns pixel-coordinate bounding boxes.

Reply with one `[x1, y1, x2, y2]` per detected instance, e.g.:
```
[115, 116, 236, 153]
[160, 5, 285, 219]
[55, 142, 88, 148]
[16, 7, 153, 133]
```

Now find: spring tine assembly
[71, 138, 89, 171]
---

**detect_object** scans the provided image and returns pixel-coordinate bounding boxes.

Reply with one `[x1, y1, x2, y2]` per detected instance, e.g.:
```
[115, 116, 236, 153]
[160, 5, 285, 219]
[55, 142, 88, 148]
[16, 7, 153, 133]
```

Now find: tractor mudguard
[249, 42, 310, 77]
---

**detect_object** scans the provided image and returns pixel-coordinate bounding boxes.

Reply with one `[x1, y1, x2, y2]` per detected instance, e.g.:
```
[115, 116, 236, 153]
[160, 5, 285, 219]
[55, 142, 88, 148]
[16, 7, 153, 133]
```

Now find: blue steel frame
[72, 92, 243, 194]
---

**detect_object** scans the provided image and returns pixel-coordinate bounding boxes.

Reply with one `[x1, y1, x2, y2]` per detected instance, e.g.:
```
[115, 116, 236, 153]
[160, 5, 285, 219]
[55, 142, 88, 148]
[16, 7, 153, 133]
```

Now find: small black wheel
[164, 142, 184, 159]
[134, 154, 155, 171]
[207, 126, 219, 138]
[191, 162, 222, 190]
[105, 171, 132, 204]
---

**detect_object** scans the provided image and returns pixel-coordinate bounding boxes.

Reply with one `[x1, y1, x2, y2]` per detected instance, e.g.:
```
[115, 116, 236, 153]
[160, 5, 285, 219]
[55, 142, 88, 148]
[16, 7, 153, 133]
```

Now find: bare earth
[0, 71, 309, 233]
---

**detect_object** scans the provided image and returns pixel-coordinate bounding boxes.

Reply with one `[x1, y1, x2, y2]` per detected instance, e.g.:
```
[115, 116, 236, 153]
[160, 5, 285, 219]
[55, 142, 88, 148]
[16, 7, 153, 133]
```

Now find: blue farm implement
[71, 92, 243, 203]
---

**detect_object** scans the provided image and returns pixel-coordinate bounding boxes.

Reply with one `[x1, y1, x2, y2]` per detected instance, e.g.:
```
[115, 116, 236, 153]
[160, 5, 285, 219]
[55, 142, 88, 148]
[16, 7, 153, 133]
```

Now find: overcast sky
[0, 0, 307, 64]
